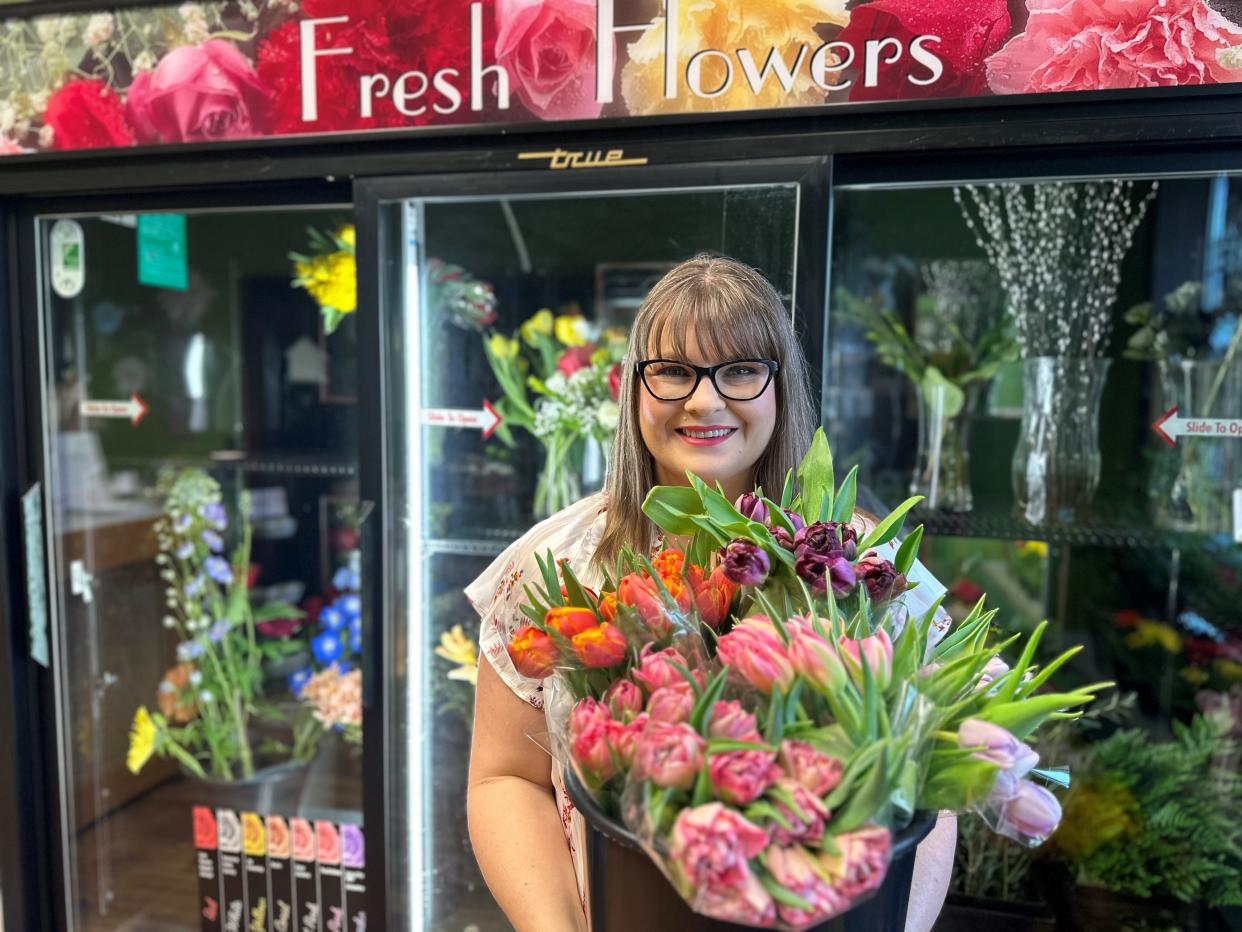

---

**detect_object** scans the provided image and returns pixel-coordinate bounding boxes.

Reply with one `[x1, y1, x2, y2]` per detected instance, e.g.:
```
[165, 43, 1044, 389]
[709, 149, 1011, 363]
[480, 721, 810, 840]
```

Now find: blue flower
[209, 619, 230, 642]
[312, 630, 344, 665]
[319, 606, 346, 631]
[202, 502, 228, 530]
[205, 557, 233, 585]
[287, 667, 312, 696]
[1179, 610, 1224, 642]
[1209, 314, 1238, 354]
[201, 530, 224, 553]
[175, 542, 194, 560]
[349, 627, 362, 655]
[332, 660, 354, 676]
[173, 514, 192, 534]
[337, 594, 362, 621]
[333, 566, 353, 591]
[176, 640, 205, 662]
[184, 575, 206, 598]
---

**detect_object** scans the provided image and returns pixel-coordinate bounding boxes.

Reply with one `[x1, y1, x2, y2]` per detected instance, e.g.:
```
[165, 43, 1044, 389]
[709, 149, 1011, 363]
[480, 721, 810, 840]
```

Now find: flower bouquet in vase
[507, 429, 1106, 930]
[483, 308, 626, 517]
[126, 468, 322, 814]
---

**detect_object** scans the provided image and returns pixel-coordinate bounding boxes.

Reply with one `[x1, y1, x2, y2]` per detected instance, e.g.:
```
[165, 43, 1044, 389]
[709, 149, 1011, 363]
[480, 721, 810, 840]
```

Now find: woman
[466, 256, 956, 931]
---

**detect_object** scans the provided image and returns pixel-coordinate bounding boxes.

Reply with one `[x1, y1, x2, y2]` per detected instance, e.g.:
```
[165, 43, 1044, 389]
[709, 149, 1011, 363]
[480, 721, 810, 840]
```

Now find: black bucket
[566, 768, 937, 932]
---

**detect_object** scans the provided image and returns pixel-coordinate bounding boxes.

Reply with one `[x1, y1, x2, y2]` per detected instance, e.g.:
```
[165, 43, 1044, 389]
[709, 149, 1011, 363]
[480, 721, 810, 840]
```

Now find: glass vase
[1011, 357, 1112, 525]
[911, 382, 976, 512]
[533, 435, 583, 520]
[1155, 357, 1242, 534]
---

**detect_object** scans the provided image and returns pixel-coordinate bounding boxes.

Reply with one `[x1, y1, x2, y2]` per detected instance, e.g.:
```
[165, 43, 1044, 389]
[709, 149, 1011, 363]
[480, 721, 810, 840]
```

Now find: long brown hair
[594, 255, 815, 568]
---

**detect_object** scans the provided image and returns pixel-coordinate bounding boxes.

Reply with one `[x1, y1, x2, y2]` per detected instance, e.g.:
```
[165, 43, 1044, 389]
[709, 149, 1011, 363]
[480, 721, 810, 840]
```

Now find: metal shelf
[917, 509, 1206, 550]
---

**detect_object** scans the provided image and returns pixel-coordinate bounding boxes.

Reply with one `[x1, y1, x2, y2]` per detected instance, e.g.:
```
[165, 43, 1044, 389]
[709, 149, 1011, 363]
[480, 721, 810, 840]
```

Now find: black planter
[935, 893, 1057, 931]
[565, 768, 937, 932]
[184, 759, 311, 817]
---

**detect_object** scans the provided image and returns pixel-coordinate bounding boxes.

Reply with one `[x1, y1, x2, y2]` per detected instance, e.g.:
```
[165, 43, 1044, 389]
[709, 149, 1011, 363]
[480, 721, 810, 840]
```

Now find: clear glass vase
[911, 382, 975, 512]
[1155, 357, 1242, 533]
[533, 435, 584, 520]
[1011, 357, 1112, 525]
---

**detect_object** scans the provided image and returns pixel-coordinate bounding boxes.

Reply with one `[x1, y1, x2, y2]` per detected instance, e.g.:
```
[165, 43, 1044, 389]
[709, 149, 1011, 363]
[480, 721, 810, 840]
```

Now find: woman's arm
[468, 659, 587, 932]
[905, 811, 957, 932]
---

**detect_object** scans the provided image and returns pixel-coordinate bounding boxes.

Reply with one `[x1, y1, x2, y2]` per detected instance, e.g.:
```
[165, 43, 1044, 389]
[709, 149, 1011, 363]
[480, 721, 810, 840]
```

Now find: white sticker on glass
[49, 219, 85, 299]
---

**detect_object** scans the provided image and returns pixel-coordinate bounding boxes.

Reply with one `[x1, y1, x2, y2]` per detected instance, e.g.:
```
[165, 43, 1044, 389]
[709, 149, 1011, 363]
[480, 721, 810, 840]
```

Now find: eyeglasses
[635, 358, 779, 402]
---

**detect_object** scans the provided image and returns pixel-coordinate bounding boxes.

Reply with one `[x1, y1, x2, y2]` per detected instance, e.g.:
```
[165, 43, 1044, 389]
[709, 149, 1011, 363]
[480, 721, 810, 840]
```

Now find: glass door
[358, 157, 830, 928]
[32, 204, 372, 929]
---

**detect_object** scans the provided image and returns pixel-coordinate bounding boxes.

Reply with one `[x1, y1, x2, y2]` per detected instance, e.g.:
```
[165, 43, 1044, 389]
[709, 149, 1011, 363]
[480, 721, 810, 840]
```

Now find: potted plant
[126, 468, 321, 813]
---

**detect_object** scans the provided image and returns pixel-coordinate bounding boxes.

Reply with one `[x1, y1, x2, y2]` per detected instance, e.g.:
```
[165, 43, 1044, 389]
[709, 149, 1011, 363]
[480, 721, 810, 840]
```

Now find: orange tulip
[507, 625, 559, 679]
[692, 565, 739, 628]
[545, 605, 598, 639]
[652, 549, 685, 578]
[572, 623, 628, 668]
[598, 591, 617, 622]
[617, 573, 671, 635]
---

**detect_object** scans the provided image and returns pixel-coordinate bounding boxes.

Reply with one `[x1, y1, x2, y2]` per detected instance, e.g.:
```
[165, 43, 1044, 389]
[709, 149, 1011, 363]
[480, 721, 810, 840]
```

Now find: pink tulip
[603, 679, 644, 720]
[617, 573, 670, 636]
[819, 825, 891, 899]
[765, 845, 850, 927]
[779, 740, 844, 797]
[999, 780, 1061, 841]
[770, 779, 830, 846]
[708, 700, 763, 743]
[708, 749, 780, 805]
[614, 712, 649, 768]
[631, 644, 700, 695]
[693, 870, 778, 927]
[959, 719, 1039, 777]
[569, 698, 619, 782]
[647, 684, 696, 724]
[977, 655, 1011, 690]
[837, 630, 893, 690]
[633, 720, 705, 790]
[788, 621, 849, 693]
[669, 802, 770, 890]
[717, 617, 796, 694]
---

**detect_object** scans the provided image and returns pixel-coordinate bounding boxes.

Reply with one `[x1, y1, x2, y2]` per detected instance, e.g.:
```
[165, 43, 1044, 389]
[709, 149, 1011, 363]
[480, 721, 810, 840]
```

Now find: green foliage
[1057, 715, 1242, 907]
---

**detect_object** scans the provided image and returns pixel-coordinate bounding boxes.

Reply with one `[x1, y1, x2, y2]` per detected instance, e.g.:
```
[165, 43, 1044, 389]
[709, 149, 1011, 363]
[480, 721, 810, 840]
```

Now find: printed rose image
[341, 823, 366, 868]
[193, 805, 218, 850]
[316, 819, 341, 863]
[290, 817, 316, 861]
[835, 0, 1010, 100]
[986, 0, 1242, 93]
[265, 816, 290, 858]
[622, 0, 849, 115]
[43, 79, 135, 150]
[126, 39, 269, 144]
[216, 808, 242, 853]
[496, 0, 606, 121]
[242, 811, 266, 856]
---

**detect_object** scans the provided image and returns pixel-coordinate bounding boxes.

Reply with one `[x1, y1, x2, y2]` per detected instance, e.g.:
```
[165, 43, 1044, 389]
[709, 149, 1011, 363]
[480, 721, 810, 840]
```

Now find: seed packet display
[341, 823, 366, 929]
[242, 812, 269, 931]
[315, 820, 344, 930]
[192, 806, 222, 932]
[216, 808, 245, 932]
[266, 816, 294, 932]
[290, 818, 319, 932]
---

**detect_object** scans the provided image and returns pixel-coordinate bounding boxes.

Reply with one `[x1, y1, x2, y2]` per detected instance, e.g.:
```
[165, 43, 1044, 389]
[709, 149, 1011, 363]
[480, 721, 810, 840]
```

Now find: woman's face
[637, 333, 777, 503]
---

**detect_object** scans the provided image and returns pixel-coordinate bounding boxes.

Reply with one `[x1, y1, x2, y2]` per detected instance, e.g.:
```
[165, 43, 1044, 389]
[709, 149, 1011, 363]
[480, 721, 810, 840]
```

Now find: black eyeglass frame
[634, 358, 781, 402]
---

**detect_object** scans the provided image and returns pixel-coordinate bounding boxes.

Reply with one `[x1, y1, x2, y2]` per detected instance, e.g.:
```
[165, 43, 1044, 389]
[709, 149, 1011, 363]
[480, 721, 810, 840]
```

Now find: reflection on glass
[38, 207, 362, 929]
[377, 185, 801, 928]
[832, 174, 1242, 923]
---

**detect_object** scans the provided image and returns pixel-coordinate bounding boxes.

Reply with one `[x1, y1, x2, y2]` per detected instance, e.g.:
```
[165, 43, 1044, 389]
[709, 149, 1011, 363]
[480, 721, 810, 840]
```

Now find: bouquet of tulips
[483, 308, 627, 516]
[506, 430, 1106, 929]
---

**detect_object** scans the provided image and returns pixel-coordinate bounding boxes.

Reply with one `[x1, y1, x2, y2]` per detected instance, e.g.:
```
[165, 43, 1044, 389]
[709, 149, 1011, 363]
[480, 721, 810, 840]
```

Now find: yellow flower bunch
[127, 706, 158, 775]
[1124, 619, 1182, 654]
[291, 223, 357, 335]
[1053, 781, 1138, 862]
[436, 625, 479, 685]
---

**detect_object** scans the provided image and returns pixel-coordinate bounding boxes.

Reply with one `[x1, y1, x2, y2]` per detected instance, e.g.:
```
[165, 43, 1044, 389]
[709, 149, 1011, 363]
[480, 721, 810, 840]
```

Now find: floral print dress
[465, 491, 952, 925]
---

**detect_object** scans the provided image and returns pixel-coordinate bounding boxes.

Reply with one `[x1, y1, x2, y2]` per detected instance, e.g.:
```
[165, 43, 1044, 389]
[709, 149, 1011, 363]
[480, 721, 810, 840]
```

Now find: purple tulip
[998, 780, 1062, 841]
[734, 492, 769, 525]
[782, 508, 806, 532]
[855, 551, 908, 604]
[772, 527, 796, 550]
[794, 521, 857, 561]
[795, 547, 857, 598]
[721, 539, 771, 587]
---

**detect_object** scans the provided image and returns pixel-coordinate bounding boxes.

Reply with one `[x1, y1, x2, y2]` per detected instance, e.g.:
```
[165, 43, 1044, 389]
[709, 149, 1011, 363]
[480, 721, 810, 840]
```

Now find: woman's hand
[468, 659, 587, 932]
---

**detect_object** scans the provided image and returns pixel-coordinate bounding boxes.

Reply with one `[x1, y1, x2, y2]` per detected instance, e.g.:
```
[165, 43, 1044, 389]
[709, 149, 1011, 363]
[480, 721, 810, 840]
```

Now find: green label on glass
[137, 214, 188, 291]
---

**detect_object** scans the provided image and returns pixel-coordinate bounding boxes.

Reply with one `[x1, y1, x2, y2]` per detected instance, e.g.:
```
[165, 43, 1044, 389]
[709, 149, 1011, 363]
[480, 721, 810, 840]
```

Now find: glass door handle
[70, 559, 96, 605]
